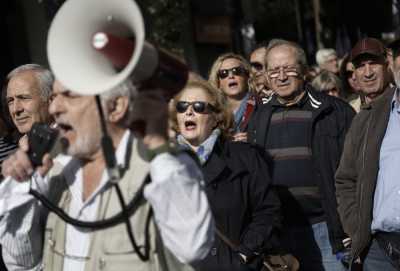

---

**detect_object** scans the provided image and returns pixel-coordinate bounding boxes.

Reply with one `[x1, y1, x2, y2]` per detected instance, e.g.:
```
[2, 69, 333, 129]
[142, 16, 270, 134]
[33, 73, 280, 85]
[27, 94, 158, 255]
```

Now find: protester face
[49, 81, 102, 158]
[354, 55, 389, 101]
[6, 71, 50, 134]
[346, 62, 360, 92]
[322, 54, 339, 74]
[250, 47, 267, 74]
[218, 58, 249, 100]
[176, 87, 217, 147]
[250, 47, 270, 94]
[266, 45, 304, 99]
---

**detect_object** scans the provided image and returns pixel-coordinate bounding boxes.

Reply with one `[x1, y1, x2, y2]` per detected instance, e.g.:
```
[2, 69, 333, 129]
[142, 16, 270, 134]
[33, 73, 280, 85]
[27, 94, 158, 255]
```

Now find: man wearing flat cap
[336, 38, 400, 270]
[350, 37, 393, 105]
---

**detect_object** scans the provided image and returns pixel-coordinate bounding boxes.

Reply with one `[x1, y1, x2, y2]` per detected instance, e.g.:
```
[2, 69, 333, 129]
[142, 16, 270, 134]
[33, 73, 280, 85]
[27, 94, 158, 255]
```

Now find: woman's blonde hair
[208, 53, 251, 91]
[170, 79, 234, 139]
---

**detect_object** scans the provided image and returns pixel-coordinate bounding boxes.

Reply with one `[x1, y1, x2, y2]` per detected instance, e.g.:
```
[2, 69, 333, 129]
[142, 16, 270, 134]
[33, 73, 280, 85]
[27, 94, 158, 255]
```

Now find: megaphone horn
[47, 0, 188, 97]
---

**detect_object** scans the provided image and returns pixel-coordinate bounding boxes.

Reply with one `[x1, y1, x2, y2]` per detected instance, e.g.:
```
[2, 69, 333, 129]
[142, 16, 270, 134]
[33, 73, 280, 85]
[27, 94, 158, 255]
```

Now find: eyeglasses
[176, 101, 217, 114]
[251, 62, 264, 72]
[217, 66, 248, 79]
[267, 66, 300, 79]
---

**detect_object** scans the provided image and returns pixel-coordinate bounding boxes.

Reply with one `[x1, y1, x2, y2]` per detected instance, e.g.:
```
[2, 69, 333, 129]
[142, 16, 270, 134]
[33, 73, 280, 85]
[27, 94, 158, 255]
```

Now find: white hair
[6, 64, 54, 101]
[316, 48, 337, 66]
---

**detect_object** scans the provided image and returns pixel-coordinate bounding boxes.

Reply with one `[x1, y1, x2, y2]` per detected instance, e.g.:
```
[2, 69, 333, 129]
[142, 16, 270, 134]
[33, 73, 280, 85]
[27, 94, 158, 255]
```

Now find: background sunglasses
[176, 101, 217, 114]
[217, 66, 248, 79]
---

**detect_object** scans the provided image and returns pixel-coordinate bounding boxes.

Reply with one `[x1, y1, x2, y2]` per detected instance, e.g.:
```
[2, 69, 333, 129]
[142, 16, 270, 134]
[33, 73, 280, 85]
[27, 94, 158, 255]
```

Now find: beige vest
[41, 138, 191, 271]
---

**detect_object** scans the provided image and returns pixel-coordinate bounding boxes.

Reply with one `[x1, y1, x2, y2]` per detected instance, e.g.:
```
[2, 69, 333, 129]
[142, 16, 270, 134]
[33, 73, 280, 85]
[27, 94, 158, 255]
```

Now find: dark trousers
[361, 239, 398, 271]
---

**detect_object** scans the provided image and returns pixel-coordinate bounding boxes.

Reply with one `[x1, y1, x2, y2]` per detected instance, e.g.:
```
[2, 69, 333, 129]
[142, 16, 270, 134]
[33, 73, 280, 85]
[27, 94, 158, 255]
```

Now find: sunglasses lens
[193, 102, 206, 113]
[251, 62, 263, 71]
[231, 67, 242, 76]
[176, 102, 189, 113]
[218, 70, 229, 79]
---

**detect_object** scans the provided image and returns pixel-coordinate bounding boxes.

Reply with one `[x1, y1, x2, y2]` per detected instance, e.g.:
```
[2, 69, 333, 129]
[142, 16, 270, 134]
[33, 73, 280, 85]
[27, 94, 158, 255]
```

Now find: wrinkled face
[176, 87, 217, 147]
[6, 71, 50, 134]
[322, 54, 339, 74]
[354, 55, 389, 101]
[266, 45, 304, 99]
[218, 58, 249, 100]
[49, 81, 102, 159]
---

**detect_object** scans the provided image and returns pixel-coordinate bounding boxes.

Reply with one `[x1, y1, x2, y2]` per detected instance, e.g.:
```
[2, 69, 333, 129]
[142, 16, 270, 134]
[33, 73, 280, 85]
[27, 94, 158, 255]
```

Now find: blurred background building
[0, 0, 398, 81]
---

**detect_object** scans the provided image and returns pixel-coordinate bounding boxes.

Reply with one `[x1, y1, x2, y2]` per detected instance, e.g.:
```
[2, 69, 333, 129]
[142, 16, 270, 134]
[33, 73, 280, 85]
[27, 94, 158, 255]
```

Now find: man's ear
[108, 96, 129, 123]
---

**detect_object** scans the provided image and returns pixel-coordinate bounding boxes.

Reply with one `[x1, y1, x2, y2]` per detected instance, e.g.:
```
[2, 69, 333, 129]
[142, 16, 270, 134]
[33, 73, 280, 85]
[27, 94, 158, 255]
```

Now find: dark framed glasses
[176, 101, 217, 114]
[217, 66, 248, 79]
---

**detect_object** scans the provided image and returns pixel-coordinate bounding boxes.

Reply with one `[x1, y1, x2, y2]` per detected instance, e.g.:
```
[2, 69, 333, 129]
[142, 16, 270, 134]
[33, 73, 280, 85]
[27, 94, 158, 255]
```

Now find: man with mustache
[0, 80, 214, 271]
[248, 39, 355, 270]
[350, 37, 393, 104]
[335, 39, 400, 270]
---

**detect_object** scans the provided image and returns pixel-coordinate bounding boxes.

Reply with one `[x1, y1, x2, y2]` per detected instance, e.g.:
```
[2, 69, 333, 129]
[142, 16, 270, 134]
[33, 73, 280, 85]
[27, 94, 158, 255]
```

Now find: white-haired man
[316, 48, 339, 74]
[0, 80, 214, 271]
[4, 64, 54, 135]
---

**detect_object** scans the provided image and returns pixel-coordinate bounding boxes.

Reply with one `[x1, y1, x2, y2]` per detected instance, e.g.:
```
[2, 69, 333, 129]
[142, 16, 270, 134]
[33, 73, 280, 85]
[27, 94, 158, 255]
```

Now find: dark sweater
[266, 94, 324, 225]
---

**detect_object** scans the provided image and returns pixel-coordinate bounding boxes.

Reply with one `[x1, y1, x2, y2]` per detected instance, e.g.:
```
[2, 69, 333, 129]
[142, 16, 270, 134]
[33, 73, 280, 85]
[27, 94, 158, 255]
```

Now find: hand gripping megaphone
[47, 0, 188, 97]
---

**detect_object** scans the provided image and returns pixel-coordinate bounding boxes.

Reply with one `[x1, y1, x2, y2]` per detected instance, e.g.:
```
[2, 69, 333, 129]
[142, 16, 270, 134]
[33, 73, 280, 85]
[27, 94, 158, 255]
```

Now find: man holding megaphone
[0, 0, 215, 270]
[0, 80, 214, 271]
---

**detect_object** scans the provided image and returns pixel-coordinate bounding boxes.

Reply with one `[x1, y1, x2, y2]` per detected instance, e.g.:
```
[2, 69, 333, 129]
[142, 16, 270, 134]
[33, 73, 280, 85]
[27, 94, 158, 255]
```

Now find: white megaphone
[47, 0, 188, 97]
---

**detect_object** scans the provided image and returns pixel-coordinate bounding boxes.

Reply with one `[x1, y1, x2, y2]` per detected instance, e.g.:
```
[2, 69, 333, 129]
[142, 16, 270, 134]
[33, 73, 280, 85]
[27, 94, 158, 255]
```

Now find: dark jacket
[335, 86, 396, 259]
[247, 85, 356, 253]
[196, 139, 280, 271]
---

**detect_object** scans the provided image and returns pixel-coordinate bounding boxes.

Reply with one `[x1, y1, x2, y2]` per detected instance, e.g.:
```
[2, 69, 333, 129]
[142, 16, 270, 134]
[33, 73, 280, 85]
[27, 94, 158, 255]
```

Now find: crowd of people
[0, 33, 398, 271]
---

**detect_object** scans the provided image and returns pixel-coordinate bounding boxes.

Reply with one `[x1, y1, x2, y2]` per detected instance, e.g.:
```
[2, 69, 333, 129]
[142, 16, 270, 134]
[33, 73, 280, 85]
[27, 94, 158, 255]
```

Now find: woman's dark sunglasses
[176, 101, 217, 114]
[217, 66, 248, 79]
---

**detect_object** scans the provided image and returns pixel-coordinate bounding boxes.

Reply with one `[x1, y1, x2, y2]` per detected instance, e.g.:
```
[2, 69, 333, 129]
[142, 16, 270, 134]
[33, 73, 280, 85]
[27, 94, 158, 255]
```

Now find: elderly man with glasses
[247, 39, 355, 271]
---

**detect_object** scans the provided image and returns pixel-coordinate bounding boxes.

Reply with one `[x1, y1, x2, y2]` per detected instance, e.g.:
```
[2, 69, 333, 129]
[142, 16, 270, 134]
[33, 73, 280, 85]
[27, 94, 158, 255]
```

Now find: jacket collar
[202, 140, 247, 185]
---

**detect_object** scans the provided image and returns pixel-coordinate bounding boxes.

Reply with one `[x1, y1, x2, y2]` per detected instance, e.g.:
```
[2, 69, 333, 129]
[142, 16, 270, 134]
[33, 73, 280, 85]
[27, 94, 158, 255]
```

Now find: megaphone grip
[93, 32, 135, 69]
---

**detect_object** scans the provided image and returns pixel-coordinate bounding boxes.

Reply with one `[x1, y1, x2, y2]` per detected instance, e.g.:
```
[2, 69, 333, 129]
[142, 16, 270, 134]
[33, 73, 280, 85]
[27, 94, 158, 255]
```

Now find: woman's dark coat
[195, 139, 280, 271]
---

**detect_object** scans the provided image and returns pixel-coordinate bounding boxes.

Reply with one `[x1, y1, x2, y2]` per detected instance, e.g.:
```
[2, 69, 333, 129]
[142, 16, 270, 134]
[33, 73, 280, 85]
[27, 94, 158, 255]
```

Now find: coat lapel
[364, 87, 394, 181]
[202, 141, 248, 185]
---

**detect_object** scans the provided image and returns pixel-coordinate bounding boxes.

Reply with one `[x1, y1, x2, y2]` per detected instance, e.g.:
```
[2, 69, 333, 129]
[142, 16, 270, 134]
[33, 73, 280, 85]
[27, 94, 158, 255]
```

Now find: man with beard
[350, 37, 393, 104]
[247, 39, 355, 270]
[0, 80, 214, 271]
[335, 40, 400, 270]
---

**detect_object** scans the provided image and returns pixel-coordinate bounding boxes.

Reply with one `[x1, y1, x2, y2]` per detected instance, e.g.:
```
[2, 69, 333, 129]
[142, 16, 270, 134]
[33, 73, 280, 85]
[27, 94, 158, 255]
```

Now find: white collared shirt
[0, 131, 214, 271]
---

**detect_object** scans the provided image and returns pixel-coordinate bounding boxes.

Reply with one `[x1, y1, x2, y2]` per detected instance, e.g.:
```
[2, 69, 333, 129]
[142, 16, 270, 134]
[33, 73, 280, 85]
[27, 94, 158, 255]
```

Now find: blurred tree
[138, 0, 189, 56]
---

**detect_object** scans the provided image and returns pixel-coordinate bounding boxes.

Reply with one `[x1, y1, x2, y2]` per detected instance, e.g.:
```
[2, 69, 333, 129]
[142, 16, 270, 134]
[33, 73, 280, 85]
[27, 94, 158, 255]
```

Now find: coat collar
[362, 85, 395, 167]
[201, 140, 247, 185]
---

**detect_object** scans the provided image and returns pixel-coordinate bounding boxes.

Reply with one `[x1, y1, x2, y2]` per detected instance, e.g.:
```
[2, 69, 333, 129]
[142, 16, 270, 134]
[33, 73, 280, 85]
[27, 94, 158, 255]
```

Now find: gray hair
[265, 39, 309, 73]
[316, 48, 337, 66]
[6, 64, 54, 101]
[311, 70, 343, 93]
[100, 80, 136, 127]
